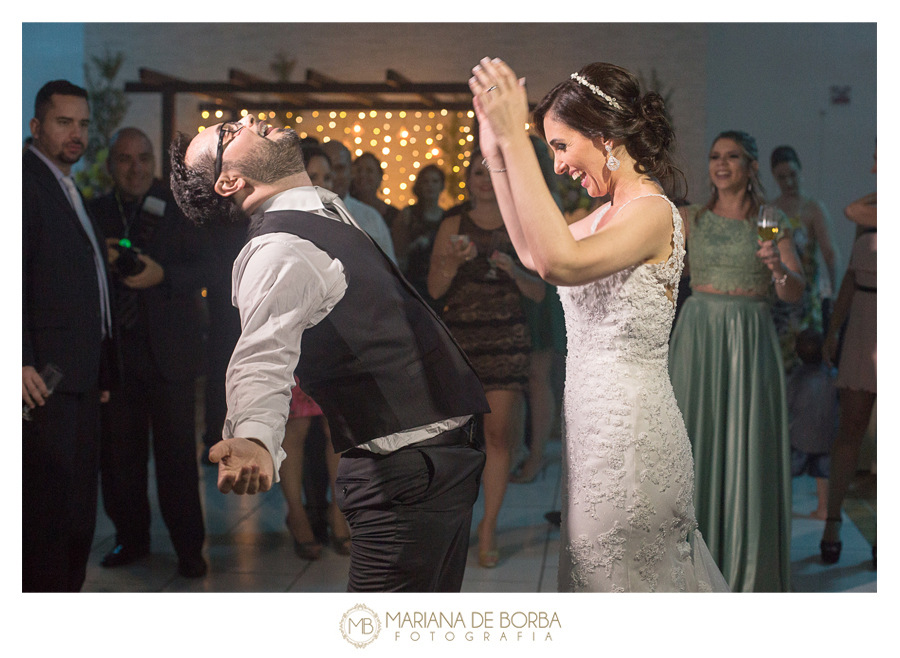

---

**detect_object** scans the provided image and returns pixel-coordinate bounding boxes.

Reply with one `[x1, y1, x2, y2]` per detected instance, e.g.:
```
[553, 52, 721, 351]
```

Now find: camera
[113, 238, 146, 277]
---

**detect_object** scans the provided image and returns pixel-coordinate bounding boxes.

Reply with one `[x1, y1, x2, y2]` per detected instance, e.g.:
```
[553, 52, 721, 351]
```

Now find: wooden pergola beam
[123, 68, 482, 178]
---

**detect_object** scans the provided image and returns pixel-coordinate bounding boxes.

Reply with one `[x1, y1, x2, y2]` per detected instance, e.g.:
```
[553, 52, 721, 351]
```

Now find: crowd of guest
[22, 76, 874, 593]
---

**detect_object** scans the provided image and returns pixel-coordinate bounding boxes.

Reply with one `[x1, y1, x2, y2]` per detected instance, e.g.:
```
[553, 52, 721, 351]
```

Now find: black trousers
[22, 391, 100, 592]
[336, 423, 485, 592]
[100, 356, 204, 559]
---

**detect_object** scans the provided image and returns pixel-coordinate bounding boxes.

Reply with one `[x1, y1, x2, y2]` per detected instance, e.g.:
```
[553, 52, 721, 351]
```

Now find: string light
[192, 105, 474, 208]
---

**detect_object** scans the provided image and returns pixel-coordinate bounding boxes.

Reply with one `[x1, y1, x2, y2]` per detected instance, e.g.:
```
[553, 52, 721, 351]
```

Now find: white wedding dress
[556, 195, 729, 592]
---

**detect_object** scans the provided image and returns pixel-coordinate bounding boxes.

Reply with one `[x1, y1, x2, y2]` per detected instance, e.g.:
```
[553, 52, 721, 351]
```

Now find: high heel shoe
[510, 457, 547, 484]
[286, 515, 322, 561]
[476, 520, 499, 568]
[478, 548, 499, 568]
[820, 517, 842, 565]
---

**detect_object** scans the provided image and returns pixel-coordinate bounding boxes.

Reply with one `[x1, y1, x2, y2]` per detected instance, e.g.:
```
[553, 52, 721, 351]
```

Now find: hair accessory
[571, 73, 622, 110]
[605, 144, 620, 171]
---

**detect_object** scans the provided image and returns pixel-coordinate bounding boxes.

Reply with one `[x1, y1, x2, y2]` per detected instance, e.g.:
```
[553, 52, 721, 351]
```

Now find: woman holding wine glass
[427, 150, 546, 567]
[668, 130, 804, 592]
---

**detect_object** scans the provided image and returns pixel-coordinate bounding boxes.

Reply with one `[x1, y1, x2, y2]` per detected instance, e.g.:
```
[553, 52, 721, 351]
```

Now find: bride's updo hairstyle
[533, 62, 685, 198]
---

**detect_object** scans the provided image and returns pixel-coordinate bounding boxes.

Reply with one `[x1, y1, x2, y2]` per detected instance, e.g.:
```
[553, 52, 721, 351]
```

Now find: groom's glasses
[214, 122, 244, 181]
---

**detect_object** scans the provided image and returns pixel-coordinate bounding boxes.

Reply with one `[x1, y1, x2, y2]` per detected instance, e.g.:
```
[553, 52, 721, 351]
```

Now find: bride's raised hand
[468, 57, 528, 149]
[471, 94, 502, 164]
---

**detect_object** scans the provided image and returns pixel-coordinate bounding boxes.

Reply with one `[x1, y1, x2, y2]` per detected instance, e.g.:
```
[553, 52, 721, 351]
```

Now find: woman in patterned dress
[769, 145, 837, 370]
[427, 151, 546, 568]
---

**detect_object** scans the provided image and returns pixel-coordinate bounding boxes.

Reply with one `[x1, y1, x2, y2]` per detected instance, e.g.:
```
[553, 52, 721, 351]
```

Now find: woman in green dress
[669, 130, 805, 592]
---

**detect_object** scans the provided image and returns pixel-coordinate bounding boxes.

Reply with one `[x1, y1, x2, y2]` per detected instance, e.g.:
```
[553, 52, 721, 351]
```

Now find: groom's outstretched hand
[209, 437, 274, 495]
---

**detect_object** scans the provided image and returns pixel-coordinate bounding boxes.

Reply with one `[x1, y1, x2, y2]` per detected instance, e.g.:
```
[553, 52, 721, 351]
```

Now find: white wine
[758, 225, 779, 241]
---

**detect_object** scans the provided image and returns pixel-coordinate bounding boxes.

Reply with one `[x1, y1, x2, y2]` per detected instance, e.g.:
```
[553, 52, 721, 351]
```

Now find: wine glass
[22, 363, 64, 421]
[485, 232, 506, 280]
[757, 205, 779, 242]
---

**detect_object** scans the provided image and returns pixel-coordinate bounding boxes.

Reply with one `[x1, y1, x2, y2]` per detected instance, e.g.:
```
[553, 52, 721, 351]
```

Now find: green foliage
[75, 47, 129, 197]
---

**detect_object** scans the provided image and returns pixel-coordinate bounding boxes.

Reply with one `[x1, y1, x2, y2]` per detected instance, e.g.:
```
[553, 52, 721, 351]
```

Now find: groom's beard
[236, 128, 305, 185]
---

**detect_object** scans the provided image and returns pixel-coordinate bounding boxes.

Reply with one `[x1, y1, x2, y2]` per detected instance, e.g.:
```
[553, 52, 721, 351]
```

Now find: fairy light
[198, 104, 474, 207]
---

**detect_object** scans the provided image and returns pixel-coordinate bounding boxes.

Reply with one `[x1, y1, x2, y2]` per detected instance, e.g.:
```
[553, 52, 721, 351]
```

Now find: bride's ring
[486, 85, 498, 92]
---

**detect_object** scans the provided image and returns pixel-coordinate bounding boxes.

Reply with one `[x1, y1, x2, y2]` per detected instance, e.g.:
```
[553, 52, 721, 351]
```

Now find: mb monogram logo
[340, 604, 382, 648]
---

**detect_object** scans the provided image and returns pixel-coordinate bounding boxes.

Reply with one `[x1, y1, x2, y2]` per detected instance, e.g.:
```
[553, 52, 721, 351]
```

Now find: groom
[169, 117, 488, 592]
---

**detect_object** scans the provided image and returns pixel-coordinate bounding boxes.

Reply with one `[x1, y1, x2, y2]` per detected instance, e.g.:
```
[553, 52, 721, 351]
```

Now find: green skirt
[669, 291, 792, 592]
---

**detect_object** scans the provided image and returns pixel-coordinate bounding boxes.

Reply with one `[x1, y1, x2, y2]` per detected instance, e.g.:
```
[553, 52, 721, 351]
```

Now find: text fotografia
[386, 611, 561, 642]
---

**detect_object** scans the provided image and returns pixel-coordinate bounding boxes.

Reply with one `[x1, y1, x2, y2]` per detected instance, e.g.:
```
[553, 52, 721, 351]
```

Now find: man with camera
[88, 127, 208, 578]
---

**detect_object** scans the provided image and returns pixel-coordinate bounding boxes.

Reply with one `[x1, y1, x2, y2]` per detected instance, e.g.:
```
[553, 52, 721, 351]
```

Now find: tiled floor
[82, 438, 876, 593]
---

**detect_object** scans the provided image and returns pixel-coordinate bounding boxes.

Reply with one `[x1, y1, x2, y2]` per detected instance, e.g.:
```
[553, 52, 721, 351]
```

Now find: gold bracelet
[482, 157, 507, 173]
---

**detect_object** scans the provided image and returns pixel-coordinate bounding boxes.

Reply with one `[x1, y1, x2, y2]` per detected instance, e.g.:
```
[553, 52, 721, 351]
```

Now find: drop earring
[605, 144, 620, 171]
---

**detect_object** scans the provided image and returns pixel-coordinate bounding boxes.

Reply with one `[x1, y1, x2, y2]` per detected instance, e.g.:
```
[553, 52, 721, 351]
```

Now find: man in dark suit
[22, 80, 112, 592]
[88, 127, 208, 578]
[169, 116, 489, 591]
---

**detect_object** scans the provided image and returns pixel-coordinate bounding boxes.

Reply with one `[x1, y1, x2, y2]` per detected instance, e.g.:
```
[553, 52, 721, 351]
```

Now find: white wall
[706, 23, 877, 282]
[25, 22, 875, 281]
[80, 22, 709, 197]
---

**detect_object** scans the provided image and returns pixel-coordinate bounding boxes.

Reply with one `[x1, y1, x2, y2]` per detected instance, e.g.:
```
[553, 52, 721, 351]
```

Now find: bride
[469, 58, 728, 592]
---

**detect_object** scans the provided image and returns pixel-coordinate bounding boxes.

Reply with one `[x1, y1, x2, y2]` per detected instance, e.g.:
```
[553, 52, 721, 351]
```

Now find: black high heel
[820, 517, 842, 565]
[286, 515, 322, 561]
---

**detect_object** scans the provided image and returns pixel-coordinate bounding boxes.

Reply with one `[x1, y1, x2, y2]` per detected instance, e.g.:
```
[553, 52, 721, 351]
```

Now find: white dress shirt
[222, 186, 468, 480]
[344, 194, 398, 264]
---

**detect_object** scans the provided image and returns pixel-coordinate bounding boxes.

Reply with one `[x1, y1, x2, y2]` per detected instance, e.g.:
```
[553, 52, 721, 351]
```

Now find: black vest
[248, 210, 490, 452]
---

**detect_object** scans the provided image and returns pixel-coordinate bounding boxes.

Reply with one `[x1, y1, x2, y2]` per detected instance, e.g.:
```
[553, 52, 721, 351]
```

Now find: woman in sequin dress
[428, 151, 546, 568]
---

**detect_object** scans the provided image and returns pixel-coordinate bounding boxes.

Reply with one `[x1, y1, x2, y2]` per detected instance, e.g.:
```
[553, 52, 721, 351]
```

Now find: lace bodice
[560, 195, 685, 371]
[685, 204, 789, 295]
[555, 194, 725, 592]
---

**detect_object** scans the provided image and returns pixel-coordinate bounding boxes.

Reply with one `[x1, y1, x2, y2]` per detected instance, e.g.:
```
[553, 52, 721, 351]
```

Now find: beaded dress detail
[557, 195, 727, 592]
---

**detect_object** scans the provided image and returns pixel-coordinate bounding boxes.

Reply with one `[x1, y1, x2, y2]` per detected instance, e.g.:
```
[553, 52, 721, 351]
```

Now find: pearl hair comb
[570, 73, 622, 110]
